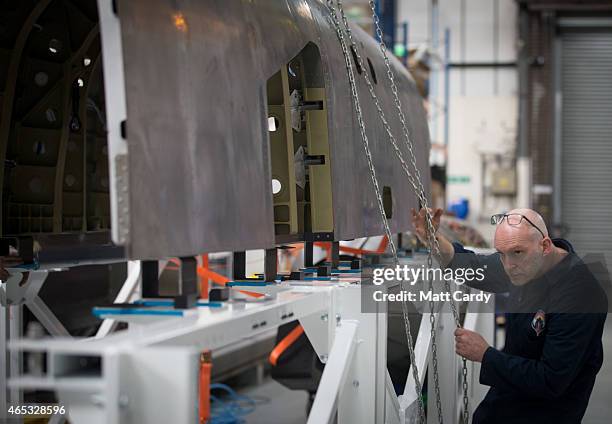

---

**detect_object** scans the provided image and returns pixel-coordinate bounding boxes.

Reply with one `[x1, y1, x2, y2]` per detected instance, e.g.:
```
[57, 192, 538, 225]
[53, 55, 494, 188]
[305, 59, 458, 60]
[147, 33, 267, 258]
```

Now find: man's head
[493, 208, 555, 285]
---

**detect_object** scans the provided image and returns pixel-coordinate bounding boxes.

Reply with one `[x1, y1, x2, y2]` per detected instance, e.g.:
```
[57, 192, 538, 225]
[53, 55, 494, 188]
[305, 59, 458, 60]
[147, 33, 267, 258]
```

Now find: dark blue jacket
[450, 239, 608, 423]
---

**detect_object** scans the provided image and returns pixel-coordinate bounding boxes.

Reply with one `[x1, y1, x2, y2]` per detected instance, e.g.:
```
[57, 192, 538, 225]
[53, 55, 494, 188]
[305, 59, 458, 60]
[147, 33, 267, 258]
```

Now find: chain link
[326, 1, 425, 422]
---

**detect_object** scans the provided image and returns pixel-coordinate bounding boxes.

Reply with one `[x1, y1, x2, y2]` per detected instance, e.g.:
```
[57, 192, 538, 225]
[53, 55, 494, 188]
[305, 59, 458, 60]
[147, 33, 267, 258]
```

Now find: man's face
[494, 226, 545, 286]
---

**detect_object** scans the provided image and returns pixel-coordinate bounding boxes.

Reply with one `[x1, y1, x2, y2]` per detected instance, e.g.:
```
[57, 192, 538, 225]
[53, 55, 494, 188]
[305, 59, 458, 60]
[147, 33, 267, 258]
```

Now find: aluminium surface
[111, 0, 430, 259]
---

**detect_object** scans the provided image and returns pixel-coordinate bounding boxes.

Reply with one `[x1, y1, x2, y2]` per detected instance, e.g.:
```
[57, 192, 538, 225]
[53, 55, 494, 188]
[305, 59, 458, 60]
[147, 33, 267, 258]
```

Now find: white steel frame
[5, 253, 494, 424]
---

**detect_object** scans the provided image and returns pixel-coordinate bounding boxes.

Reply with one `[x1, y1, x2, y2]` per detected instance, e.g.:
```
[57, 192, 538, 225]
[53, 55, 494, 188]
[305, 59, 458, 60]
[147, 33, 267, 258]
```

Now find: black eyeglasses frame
[490, 213, 546, 239]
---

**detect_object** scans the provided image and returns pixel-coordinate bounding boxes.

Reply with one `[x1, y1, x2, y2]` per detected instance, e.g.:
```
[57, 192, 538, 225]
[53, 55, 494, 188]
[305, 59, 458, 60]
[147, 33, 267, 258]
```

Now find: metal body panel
[111, 0, 430, 259]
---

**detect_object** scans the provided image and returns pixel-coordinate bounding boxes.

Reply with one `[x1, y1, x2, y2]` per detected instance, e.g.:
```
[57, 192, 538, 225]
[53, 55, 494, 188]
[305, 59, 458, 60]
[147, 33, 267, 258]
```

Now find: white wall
[397, 0, 519, 222]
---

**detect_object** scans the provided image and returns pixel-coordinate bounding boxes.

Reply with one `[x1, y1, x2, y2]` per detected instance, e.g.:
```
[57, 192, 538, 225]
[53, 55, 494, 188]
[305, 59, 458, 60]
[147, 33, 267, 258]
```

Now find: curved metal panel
[111, 0, 430, 259]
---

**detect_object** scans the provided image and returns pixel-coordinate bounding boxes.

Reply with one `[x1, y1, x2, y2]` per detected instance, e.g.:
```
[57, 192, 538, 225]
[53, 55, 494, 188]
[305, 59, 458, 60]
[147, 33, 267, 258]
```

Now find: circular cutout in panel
[272, 178, 282, 195]
[29, 177, 42, 194]
[65, 174, 76, 187]
[34, 72, 48, 87]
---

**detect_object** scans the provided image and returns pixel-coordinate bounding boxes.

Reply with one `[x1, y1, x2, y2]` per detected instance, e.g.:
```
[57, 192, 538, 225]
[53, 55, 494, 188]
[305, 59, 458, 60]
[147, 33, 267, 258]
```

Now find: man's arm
[479, 312, 605, 399]
[411, 208, 455, 266]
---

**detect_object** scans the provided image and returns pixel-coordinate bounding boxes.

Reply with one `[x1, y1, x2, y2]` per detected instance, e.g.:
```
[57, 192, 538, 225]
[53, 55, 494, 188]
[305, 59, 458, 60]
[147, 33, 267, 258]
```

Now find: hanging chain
[366, 2, 470, 422]
[326, 2, 426, 423]
[329, 0, 471, 421]
[332, 0, 445, 421]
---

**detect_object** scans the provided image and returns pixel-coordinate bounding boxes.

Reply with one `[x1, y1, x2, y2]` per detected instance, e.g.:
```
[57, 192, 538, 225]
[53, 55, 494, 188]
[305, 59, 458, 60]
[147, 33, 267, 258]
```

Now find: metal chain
[427, 256, 444, 422]
[326, 2, 426, 423]
[366, 2, 470, 422]
[332, 0, 445, 421]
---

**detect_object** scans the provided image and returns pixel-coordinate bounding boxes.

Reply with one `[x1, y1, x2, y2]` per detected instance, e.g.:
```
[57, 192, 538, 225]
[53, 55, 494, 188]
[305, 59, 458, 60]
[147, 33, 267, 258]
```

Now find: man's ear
[541, 237, 554, 255]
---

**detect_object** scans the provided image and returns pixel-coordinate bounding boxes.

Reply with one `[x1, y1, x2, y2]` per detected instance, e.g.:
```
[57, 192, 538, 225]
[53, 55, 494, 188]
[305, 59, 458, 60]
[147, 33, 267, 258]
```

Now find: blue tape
[226, 281, 270, 287]
[92, 307, 184, 318]
[133, 300, 223, 308]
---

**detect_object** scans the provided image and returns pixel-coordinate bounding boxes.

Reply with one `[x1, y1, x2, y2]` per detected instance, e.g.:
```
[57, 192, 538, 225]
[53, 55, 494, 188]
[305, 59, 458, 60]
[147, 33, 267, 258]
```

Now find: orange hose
[199, 351, 212, 423]
[324, 242, 332, 262]
[376, 235, 389, 253]
[200, 254, 209, 300]
[269, 325, 304, 366]
[196, 267, 263, 298]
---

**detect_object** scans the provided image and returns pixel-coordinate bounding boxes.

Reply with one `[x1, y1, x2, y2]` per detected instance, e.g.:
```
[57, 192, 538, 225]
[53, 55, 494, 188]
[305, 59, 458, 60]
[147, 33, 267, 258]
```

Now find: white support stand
[6, 253, 496, 424]
[2, 270, 51, 423]
[336, 285, 387, 424]
[307, 321, 358, 424]
[1, 302, 23, 423]
[95, 261, 142, 339]
[27, 296, 71, 337]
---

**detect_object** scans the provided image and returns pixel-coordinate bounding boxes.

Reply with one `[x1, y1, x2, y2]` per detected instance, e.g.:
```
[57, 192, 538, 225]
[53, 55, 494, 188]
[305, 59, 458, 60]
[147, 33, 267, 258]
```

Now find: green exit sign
[448, 175, 471, 184]
[394, 43, 407, 57]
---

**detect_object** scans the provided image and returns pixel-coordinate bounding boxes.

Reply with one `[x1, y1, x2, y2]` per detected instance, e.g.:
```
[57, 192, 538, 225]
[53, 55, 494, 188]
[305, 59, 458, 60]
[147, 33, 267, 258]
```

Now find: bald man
[412, 207, 607, 424]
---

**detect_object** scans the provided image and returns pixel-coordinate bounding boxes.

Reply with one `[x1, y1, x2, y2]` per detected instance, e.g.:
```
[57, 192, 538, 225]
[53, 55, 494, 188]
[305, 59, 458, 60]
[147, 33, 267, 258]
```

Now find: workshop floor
[240, 378, 308, 424]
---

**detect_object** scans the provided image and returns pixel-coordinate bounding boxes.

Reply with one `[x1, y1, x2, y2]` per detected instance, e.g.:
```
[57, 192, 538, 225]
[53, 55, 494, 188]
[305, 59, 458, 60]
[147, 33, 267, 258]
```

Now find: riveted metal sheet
[113, 0, 430, 259]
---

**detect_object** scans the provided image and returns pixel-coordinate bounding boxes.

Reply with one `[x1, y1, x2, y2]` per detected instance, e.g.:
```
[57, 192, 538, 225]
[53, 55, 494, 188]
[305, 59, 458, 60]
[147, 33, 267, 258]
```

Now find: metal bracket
[331, 241, 340, 269]
[232, 251, 246, 280]
[304, 241, 314, 267]
[175, 257, 197, 309]
[264, 248, 277, 283]
[141, 260, 160, 299]
[3, 271, 49, 306]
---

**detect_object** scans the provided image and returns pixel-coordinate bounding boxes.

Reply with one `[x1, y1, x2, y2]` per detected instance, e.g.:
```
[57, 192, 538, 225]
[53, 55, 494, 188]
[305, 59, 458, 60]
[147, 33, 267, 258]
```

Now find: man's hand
[410, 207, 443, 246]
[410, 207, 456, 267]
[455, 328, 490, 362]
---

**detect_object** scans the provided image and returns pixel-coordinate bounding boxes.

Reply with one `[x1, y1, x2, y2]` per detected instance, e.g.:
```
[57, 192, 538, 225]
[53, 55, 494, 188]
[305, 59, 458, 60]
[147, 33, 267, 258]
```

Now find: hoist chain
[332, 0, 445, 421]
[328, 0, 471, 422]
[367, 2, 471, 421]
[325, 1, 426, 422]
